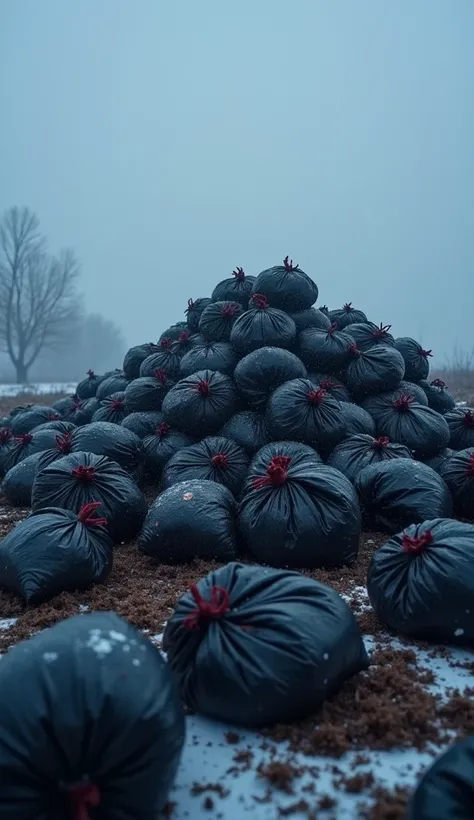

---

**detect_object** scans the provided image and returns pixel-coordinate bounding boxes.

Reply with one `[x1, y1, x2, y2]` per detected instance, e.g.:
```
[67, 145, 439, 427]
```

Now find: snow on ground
[0, 382, 76, 397]
[0, 609, 471, 817]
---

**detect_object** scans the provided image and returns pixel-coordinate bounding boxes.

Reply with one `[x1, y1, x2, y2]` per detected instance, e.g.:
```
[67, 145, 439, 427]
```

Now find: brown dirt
[0, 507, 472, 818]
[0, 392, 69, 417]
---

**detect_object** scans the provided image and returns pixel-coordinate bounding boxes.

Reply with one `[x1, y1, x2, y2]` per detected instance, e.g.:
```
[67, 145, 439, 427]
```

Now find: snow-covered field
[0, 383, 76, 397]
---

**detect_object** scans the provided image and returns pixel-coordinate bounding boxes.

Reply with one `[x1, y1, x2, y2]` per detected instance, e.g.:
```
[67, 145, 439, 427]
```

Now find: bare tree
[0, 206, 82, 383]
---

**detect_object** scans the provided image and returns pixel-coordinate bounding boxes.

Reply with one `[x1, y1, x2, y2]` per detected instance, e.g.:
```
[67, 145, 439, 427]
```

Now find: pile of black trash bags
[0, 257, 473, 814]
[0, 256, 472, 603]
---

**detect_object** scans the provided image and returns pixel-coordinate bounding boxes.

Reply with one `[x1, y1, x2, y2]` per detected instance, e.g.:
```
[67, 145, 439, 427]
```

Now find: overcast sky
[1, 0, 473, 363]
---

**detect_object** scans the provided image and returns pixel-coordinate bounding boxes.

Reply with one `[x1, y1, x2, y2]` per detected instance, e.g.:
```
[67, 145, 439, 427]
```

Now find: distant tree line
[0, 206, 125, 383]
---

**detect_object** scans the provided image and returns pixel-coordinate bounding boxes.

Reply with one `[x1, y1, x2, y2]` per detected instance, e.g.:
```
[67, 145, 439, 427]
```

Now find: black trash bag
[298, 324, 355, 374]
[163, 436, 249, 497]
[76, 369, 104, 400]
[139, 479, 238, 563]
[10, 406, 61, 435]
[172, 328, 195, 357]
[143, 423, 193, 481]
[355, 459, 452, 533]
[211, 266, 256, 307]
[306, 373, 351, 403]
[367, 518, 474, 645]
[185, 297, 212, 334]
[122, 342, 162, 380]
[2, 427, 64, 475]
[406, 736, 474, 820]
[70, 422, 144, 480]
[444, 407, 474, 451]
[92, 392, 129, 425]
[32, 451, 148, 544]
[287, 307, 331, 333]
[198, 301, 243, 342]
[124, 370, 174, 414]
[0, 502, 113, 603]
[162, 370, 237, 437]
[72, 397, 100, 426]
[265, 380, 344, 454]
[342, 345, 405, 399]
[163, 561, 368, 727]
[327, 434, 413, 483]
[179, 340, 237, 377]
[230, 293, 296, 354]
[52, 395, 79, 417]
[344, 321, 394, 352]
[419, 378, 456, 415]
[396, 380, 429, 405]
[121, 410, 164, 439]
[423, 448, 453, 474]
[338, 402, 376, 436]
[0, 610, 185, 819]
[219, 411, 270, 456]
[95, 371, 130, 401]
[439, 448, 474, 520]
[251, 256, 318, 312]
[33, 420, 76, 434]
[394, 336, 433, 382]
[160, 321, 188, 340]
[329, 303, 368, 330]
[238, 442, 361, 568]
[1, 444, 69, 507]
[139, 337, 182, 379]
[360, 393, 450, 459]
[234, 347, 307, 411]
[0, 428, 14, 478]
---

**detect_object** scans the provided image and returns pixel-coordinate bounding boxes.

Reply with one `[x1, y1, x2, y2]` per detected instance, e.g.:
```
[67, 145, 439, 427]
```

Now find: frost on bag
[163, 562, 368, 727]
[238, 442, 360, 568]
[0, 611, 185, 820]
[355, 459, 452, 534]
[0, 503, 113, 604]
[139, 479, 237, 564]
[406, 736, 474, 820]
[368, 519, 474, 645]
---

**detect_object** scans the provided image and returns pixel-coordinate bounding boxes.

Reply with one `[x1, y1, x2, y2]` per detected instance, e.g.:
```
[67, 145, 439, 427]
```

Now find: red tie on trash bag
[68, 782, 100, 820]
[402, 530, 433, 555]
[183, 584, 230, 631]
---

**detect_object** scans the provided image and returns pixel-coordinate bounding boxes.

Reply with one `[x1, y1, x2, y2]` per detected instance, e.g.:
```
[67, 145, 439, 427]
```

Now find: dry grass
[0, 393, 69, 417]
[431, 369, 474, 406]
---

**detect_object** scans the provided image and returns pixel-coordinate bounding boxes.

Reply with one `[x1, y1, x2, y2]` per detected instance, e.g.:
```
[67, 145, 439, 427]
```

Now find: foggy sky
[1, 0, 473, 365]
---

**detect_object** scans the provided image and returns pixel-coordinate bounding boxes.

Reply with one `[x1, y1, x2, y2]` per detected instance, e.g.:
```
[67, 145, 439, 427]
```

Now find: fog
[1, 0, 473, 365]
